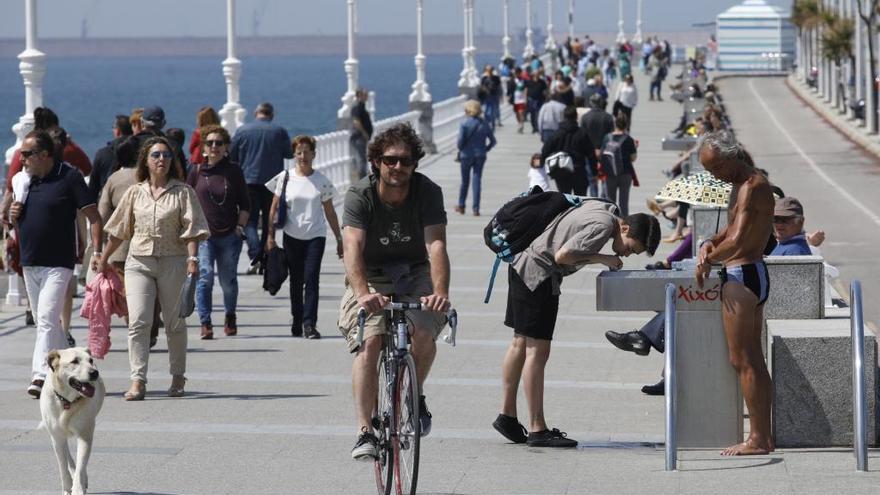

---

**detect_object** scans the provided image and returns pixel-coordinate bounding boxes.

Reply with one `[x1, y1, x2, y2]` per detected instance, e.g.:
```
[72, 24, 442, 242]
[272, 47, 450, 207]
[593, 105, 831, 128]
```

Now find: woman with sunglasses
[266, 135, 342, 339]
[96, 137, 209, 401]
[186, 125, 250, 340]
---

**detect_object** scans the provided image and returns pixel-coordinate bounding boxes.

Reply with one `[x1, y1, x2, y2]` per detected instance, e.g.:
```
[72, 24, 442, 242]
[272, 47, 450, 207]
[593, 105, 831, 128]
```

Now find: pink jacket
[80, 271, 128, 359]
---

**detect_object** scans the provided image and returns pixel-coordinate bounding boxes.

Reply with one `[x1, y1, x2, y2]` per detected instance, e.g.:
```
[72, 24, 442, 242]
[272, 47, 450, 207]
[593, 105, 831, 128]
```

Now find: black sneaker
[25, 310, 34, 326]
[526, 428, 578, 448]
[641, 379, 665, 396]
[303, 325, 321, 340]
[492, 414, 528, 444]
[290, 324, 303, 337]
[419, 395, 432, 437]
[351, 429, 379, 460]
[65, 332, 76, 348]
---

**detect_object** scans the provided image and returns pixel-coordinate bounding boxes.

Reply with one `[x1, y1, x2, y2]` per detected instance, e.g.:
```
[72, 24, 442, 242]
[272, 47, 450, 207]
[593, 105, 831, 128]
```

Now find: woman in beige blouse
[96, 136, 209, 400]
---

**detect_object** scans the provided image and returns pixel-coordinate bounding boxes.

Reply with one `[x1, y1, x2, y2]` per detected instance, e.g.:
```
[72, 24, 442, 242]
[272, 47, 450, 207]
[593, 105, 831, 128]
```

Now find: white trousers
[23, 266, 73, 380]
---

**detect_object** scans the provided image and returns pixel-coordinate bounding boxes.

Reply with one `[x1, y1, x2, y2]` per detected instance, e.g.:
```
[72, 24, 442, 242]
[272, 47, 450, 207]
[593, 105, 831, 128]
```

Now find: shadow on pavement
[105, 391, 327, 401]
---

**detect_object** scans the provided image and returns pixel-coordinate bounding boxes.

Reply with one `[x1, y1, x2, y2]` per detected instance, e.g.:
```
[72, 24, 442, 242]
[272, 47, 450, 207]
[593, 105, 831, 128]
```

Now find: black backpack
[600, 136, 625, 178]
[482, 188, 581, 302]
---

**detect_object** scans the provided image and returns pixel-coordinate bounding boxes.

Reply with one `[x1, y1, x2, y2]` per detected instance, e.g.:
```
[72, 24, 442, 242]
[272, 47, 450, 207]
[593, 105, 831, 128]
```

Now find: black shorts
[504, 266, 559, 340]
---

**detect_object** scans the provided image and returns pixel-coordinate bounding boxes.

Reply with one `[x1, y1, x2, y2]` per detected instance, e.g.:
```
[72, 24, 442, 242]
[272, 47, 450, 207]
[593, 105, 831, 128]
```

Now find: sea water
[0, 52, 501, 160]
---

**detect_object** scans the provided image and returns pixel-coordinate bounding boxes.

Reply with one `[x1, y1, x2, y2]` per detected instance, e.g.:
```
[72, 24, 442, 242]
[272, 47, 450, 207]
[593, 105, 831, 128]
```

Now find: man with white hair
[696, 130, 775, 456]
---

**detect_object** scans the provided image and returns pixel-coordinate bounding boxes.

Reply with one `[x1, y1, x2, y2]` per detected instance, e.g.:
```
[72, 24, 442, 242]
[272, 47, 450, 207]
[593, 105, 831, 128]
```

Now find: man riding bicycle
[338, 123, 451, 461]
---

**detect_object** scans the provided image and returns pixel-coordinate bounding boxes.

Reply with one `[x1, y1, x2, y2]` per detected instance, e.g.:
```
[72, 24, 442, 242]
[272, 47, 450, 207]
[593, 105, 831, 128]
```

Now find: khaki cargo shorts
[338, 264, 448, 353]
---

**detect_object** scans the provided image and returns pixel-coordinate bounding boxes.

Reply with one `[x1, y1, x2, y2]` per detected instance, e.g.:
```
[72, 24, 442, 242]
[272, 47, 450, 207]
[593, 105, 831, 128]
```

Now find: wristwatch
[186, 256, 199, 263]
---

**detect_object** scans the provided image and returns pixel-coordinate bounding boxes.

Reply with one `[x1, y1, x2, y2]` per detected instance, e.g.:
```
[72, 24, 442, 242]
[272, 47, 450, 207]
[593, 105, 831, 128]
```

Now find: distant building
[716, 0, 795, 71]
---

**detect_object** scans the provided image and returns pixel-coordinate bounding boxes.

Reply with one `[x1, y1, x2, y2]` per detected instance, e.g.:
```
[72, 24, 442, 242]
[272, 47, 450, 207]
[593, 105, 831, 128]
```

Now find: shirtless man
[695, 131, 775, 456]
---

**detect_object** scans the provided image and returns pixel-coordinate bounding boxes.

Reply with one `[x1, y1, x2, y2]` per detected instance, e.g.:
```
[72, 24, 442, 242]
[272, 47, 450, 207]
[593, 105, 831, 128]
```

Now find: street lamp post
[568, 0, 575, 40]
[523, 0, 535, 59]
[544, 0, 557, 53]
[502, 0, 512, 61]
[4, 0, 44, 307]
[410, 0, 435, 152]
[616, 0, 626, 43]
[633, 0, 644, 45]
[219, 0, 246, 135]
[338, 0, 359, 128]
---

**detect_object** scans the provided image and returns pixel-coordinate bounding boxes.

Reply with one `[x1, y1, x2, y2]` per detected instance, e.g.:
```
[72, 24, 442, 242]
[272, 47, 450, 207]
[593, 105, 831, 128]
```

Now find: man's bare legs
[500, 336, 526, 418]
[352, 336, 382, 433]
[522, 338, 552, 432]
[410, 326, 437, 388]
[720, 282, 773, 455]
[500, 336, 552, 432]
[353, 326, 436, 433]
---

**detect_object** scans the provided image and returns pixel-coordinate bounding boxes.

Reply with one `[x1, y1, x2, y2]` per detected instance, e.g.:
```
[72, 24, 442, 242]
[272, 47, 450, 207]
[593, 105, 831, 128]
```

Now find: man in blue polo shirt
[229, 102, 293, 272]
[10, 130, 104, 398]
[770, 196, 812, 256]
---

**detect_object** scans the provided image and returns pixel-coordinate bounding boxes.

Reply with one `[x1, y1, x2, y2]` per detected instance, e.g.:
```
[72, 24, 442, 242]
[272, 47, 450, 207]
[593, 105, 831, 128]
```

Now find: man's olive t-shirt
[343, 173, 447, 268]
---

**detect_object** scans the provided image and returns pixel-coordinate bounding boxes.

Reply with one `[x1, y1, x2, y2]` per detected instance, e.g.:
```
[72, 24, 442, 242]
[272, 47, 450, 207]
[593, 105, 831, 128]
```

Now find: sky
[0, 0, 791, 39]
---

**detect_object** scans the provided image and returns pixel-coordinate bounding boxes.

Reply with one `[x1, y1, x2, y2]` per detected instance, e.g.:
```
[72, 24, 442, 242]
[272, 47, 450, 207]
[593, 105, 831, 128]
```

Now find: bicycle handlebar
[355, 303, 458, 347]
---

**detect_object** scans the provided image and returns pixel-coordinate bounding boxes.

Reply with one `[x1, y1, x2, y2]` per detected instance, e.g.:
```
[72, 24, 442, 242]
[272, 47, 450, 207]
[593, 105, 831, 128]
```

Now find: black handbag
[178, 272, 197, 318]
[273, 169, 290, 229]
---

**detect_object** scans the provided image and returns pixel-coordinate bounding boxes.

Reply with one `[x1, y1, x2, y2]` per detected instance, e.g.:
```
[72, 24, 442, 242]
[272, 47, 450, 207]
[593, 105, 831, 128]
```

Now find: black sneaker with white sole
[351, 429, 379, 460]
[526, 428, 578, 448]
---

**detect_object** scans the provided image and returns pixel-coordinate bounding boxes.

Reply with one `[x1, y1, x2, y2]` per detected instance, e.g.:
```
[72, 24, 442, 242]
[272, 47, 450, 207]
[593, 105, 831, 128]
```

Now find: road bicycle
[356, 301, 458, 495]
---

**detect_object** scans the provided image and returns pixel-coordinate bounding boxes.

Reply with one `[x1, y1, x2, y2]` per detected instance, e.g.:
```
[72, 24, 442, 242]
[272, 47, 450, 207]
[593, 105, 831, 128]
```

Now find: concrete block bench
[768, 319, 878, 447]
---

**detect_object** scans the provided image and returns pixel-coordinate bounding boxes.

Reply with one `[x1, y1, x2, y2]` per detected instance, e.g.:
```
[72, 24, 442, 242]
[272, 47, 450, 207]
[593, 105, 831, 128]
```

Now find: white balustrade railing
[432, 95, 467, 151]
[373, 110, 422, 138]
[286, 129, 353, 196]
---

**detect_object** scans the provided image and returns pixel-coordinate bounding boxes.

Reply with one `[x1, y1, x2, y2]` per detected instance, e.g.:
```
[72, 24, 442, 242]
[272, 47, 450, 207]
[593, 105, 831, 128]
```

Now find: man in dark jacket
[541, 106, 596, 195]
[579, 94, 614, 196]
[89, 114, 132, 201]
[229, 102, 293, 270]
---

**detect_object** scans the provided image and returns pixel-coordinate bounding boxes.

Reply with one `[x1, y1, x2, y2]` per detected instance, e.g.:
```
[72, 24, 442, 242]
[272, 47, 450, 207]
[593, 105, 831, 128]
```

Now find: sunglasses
[20, 149, 42, 159]
[773, 216, 795, 224]
[205, 140, 226, 148]
[149, 151, 174, 160]
[378, 155, 415, 167]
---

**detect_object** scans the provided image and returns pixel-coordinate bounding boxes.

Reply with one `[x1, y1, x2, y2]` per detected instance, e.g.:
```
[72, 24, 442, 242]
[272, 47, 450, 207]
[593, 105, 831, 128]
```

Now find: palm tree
[792, 0, 822, 87]
[821, 13, 854, 109]
[857, 0, 880, 133]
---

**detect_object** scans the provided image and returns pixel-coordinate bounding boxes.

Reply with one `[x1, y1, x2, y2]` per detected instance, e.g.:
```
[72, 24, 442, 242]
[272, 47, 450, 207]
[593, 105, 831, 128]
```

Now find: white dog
[39, 347, 105, 495]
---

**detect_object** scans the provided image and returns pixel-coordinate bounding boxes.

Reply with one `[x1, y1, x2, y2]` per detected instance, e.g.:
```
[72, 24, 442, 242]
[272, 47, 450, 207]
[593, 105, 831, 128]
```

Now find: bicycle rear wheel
[392, 353, 421, 495]
[374, 351, 394, 495]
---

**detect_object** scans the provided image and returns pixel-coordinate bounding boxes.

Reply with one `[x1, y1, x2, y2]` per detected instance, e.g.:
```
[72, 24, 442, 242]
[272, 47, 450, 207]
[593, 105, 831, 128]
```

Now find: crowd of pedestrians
[3, 34, 818, 467]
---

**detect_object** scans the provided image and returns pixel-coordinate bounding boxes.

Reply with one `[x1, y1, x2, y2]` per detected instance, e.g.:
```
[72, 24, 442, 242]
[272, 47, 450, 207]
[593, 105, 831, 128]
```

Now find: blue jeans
[527, 98, 542, 132]
[196, 232, 243, 325]
[283, 234, 326, 330]
[244, 185, 273, 262]
[482, 98, 500, 130]
[458, 155, 486, 211]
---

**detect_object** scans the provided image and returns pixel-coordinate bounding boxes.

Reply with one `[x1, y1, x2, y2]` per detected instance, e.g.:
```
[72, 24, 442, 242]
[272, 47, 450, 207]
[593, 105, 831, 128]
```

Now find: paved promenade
[1, 72, 878, 494]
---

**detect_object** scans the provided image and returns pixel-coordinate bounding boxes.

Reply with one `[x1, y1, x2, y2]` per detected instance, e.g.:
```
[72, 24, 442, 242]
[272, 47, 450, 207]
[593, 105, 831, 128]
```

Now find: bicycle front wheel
[393, 353, 421, 495]
[374, 351, 394, 495]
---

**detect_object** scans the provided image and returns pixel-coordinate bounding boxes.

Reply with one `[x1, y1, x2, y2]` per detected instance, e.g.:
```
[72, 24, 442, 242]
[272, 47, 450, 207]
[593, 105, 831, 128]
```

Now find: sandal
[123, 381, 146, 401]
[168, 375, 186, 397]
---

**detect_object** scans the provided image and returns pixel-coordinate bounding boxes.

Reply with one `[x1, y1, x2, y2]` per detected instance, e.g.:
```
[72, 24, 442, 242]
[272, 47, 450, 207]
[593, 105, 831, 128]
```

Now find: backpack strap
[484, 257, 502, 304]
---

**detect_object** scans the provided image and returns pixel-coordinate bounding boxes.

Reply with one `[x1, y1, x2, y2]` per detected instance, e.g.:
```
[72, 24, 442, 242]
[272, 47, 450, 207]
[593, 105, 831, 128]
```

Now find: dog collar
[54, 391, 81, 410]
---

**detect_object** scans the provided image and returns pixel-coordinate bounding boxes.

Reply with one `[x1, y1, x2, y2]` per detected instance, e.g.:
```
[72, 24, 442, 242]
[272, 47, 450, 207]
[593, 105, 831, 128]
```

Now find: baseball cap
[142, 106, 166, 128]
[774, 197, 803, 217]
